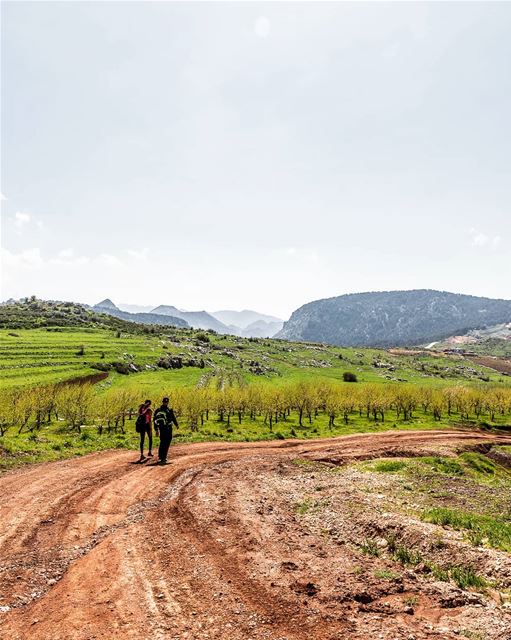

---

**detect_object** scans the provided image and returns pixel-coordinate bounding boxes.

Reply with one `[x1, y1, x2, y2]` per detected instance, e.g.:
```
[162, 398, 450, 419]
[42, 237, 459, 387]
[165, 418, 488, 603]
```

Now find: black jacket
[153, 405, 178, 430]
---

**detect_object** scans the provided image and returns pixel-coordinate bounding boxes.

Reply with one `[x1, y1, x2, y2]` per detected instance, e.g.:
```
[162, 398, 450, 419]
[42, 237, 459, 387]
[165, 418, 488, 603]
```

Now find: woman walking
[136, 399, 154, 462]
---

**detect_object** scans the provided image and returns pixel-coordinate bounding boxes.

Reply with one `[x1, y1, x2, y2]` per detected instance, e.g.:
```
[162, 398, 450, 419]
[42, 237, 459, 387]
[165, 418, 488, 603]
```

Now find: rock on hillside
[277, 290, 511, 347]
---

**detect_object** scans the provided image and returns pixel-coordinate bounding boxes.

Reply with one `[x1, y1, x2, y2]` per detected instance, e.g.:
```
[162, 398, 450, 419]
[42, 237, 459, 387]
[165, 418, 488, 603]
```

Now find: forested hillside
[278, 290, 511, 347]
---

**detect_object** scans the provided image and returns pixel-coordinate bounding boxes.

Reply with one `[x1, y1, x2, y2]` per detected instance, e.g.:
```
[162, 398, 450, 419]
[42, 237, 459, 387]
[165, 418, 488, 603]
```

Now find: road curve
[1, 428, 510, 640]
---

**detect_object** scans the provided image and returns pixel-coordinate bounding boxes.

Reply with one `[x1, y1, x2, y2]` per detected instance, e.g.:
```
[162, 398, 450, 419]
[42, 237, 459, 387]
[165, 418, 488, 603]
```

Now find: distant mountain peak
[95, 298, 119, 311]
[211, 309, 283, 329]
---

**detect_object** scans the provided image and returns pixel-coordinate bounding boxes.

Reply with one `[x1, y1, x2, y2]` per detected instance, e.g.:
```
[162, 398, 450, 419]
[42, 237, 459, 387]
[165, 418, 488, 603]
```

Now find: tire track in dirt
[1, 429, 510, 639]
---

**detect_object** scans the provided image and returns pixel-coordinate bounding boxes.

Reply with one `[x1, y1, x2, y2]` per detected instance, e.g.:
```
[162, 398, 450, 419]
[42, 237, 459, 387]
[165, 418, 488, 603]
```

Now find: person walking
[136, 399, 154, 462]
[153, 397, 178, 465]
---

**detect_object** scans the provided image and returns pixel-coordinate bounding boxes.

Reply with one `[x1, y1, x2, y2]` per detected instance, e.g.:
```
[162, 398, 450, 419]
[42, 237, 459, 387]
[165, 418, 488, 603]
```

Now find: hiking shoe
[158, 459, 168, 465]
[147, 452, 154, 457]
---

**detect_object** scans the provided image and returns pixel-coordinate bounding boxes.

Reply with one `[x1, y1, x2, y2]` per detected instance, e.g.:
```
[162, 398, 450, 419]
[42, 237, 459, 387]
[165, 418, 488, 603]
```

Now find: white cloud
[14, 211, 31, 230]
[10, 211, 44, 232]
[1, 247, 43, 270]
[469, 227, 501, 248]
[0, 193, 6, 201]
[49, 248, 90, 266]
[96, 253, 124, 267]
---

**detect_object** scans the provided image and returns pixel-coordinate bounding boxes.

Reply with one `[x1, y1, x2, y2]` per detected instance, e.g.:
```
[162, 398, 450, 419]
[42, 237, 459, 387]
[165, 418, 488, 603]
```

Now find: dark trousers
[140, 428, 152, 456]
[158, 427, 172, 461]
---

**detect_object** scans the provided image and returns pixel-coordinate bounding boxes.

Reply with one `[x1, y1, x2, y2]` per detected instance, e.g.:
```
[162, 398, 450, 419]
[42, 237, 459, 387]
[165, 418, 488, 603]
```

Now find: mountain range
[93, 300, 284, 337]
[93, 300, 188, 328]
[276, 290, 511, 347]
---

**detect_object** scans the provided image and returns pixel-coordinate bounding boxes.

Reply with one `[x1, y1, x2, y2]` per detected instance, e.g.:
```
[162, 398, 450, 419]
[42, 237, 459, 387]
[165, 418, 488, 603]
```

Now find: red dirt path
[1, 429, 510, 640]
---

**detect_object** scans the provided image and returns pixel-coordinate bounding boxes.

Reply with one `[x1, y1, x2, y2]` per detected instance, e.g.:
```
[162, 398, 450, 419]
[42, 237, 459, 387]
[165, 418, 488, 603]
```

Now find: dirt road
[1, 429, 511, 640]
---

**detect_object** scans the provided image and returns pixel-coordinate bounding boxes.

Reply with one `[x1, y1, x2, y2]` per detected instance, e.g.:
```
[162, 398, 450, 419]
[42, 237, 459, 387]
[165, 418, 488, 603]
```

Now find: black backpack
[153, 408, 169, 430]
[135, 413, 146, 433]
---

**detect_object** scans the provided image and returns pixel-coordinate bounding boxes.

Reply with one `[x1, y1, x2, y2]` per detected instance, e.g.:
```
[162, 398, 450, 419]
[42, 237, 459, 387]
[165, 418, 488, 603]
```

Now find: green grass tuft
[459, 452, 498, 476]
[373, 460, 407, 473]
[360, 538, 380, 557]
[418, 455, 464, 475]
[421, 507, 511, 553]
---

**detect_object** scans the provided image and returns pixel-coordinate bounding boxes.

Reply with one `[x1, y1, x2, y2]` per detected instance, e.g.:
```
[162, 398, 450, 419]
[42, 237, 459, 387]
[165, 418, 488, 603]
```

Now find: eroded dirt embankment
[1, 429, 511, 640]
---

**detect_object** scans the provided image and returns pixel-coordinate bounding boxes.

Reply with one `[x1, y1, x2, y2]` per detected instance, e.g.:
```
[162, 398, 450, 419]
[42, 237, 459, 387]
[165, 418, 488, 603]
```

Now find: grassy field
[2, 327, 509, 391]
[1, 325, 510, 472]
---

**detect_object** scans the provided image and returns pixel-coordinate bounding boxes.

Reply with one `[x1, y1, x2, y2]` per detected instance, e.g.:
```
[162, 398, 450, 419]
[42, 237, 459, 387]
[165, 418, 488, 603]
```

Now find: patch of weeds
[427, 562, 449, 583]
[459, 452, 497, 476]
[495, 445, 511, 455]
[374, 569, 400, 580]
[450, 566, 487, 590]
[360, 538, 380, 557]
[294, 498, 328, 515]
[460, 631, 486, 640]
[418, 455, 464, 476]
[422, 507, 511, 553]
[422, 560, 486, 590]
[292, 458, 315, 468]
[373, 460, 407, 473]
[403, 595, 418, 607]
[385, 533, 398, 553]
[393, 545, 422, 566]
[466, 530, 484, 547]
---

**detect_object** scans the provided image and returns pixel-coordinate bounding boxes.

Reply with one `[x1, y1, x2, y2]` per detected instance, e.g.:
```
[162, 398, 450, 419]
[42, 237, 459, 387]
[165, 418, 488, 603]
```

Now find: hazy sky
[1, 2, 510, 318]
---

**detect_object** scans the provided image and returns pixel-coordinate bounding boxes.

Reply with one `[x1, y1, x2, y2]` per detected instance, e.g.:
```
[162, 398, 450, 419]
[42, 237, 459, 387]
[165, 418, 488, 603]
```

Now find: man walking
[153, 397, 178, 465]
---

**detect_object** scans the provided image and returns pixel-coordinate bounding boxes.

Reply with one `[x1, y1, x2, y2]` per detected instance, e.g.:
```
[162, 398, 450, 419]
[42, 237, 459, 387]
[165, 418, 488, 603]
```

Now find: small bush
[373, 460, 407, 473]
[343, 372, 358, 382]
[360, 538, 380, 557]
[374, 569, 400, 580]
[419, 456, 464, 476]
[393, 545, 422, 566]
[450, 566, 487, 590]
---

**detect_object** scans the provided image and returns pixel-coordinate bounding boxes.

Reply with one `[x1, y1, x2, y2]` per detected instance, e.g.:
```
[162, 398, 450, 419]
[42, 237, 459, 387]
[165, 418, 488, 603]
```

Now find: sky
[1, 1, 510, 319]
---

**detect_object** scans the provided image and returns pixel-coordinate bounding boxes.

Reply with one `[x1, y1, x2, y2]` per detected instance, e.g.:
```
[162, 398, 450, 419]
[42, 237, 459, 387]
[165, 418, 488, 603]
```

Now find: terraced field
[0, 329, 163, 389]
[1, 327, 509, 392]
